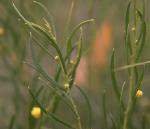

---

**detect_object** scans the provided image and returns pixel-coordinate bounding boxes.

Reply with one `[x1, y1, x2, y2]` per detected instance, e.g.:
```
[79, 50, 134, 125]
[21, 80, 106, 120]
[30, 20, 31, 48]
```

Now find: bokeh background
[0, 0, 150, 129]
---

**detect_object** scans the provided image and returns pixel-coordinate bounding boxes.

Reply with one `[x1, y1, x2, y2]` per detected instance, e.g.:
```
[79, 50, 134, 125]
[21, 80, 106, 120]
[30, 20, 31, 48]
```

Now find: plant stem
[123, 65, 134, 129]
[69, 95, 82, 129]
[123, 0, 137, 129]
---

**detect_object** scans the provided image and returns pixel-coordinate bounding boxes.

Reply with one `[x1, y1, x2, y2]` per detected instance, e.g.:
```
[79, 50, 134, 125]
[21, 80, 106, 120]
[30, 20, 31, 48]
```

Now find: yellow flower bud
[70, 60, 75, 65]
[54, 56, 59, 61]
[131, 27, 136, 31]
[64, 83, 70, 89]
[136, 90, 143, 97]
[31, 107, 42, 119]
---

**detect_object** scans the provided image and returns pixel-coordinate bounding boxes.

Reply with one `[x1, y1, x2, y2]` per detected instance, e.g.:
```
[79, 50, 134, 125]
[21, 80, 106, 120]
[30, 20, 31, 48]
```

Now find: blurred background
[0, 0, 150, 129]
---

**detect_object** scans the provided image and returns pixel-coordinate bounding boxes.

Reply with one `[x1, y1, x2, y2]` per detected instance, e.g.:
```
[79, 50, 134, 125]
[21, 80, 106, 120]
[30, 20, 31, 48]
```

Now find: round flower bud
[136, 90, 143, 97]
[70, 60, 75, 65]
[31, 107, 42, 119]
[54, 56, 59, 61]
[64, 83, 70, 89]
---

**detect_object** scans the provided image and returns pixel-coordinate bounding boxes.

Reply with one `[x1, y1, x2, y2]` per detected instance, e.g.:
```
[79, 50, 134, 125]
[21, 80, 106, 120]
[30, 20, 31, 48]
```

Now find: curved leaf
[75, 85, 92, 129]
[110, 49, 120, 100]
[66, 19, 94, 55]
[33, 1, 56, 36]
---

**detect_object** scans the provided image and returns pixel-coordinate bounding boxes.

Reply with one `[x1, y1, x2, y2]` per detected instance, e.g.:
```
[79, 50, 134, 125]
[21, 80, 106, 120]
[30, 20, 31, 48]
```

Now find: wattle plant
[12, 1, 94, 129]
[110, 0, 148, 129]
[4, 0, 150, 129]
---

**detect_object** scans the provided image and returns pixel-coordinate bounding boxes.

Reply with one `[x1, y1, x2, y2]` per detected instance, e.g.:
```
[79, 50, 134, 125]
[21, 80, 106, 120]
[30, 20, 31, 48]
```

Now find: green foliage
[110, 0, 148, 129]
[12, 1, 94, 129]
[0, 0, 150, 129]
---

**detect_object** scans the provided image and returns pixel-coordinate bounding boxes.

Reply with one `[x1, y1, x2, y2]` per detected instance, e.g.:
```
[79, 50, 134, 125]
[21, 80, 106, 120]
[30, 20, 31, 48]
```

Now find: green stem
[69, 95, 82, 129]
[123, 64, 134, 129]
[123, 1, 137, 129]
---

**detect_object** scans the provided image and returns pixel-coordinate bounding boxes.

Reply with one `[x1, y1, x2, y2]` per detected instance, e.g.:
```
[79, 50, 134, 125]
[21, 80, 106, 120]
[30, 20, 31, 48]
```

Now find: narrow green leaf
[136, 10, 146, 61]
[125, 1, 132, 68]
[125, 1, 132, 69]
[125, 34, 132, 75]
[66, 19, 94, 55]
[65, 0, 74, 31]
[110, 49, 120, 100]
[118, 81, 126, 128]
[75, 85, 92, 129]
[136, 10, 144, 45]
[33, 1, 56, 36]
[126, 33, 132, 58]
[137, 66, 145, 88]
[125, 1, 131, 35]
[109, 113, 117, 129]
[8, 115, 15, 129]
[119, 81, 126, 107]
[69, 28, 83, 87]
